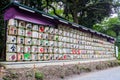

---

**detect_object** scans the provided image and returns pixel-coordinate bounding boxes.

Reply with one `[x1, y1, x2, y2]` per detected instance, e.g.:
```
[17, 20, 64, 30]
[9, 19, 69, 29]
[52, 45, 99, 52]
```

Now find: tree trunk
[73, 12, 78, 24]
[72, 0, 78, 24]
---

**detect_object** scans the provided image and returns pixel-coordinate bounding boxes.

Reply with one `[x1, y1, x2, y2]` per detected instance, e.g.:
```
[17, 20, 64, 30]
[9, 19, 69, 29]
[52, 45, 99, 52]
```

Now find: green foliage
[117, 60, 120, 65]
[9, 0, 118, 27]
[117, 52, 120, 60]
[1, 0, 120, 27]
[93, 17, 120, 37]
[1, 0, 120, 26]
[49, 8, 64, 17]
[10, 73, 19, 78]
[35, 72, 44, 80]
[2, 76, 10, 80]
[106, 30, 116, 37]
[3, 72, 19, 80]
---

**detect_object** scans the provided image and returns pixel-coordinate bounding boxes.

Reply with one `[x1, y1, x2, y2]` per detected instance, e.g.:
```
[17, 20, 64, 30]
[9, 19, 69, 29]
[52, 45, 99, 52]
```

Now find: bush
[35, 72, 44, 80]
[96, 65, 103, 70]
[11, 73, 18, 78]
[117, 52, 120, 60]
[117, 60, 120, 65]
[84, 67, 92, 72]
[2, 76, 11, 80]
[2, 72, 19, 80]
[80, 67, 91, 72]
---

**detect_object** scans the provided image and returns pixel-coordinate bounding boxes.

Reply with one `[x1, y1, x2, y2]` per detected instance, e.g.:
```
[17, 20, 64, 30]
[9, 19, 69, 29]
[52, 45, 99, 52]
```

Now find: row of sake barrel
[6, 19, 115, 61]
[6, 52, 114, 61]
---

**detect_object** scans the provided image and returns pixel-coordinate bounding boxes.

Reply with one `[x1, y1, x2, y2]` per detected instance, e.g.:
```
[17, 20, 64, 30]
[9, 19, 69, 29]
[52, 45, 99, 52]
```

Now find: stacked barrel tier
[6, 19, 115, 61]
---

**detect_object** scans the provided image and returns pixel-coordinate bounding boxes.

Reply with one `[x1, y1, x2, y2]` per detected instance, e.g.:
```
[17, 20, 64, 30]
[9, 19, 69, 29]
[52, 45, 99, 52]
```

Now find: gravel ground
[65, 66, 120, 80]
